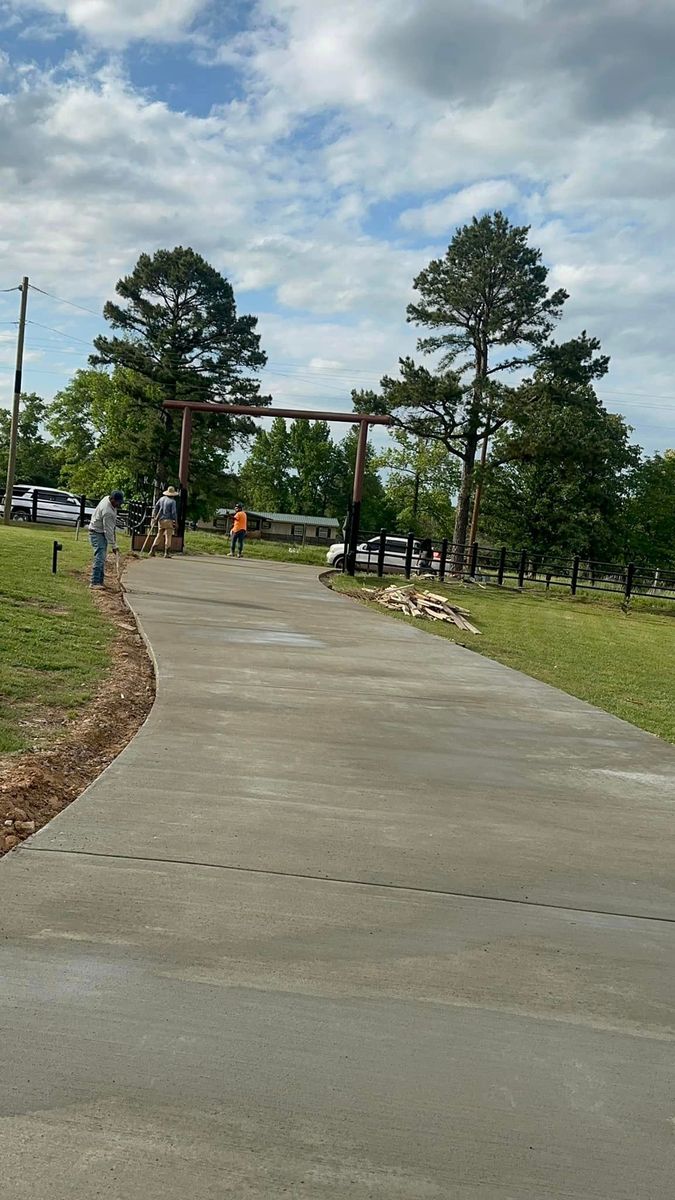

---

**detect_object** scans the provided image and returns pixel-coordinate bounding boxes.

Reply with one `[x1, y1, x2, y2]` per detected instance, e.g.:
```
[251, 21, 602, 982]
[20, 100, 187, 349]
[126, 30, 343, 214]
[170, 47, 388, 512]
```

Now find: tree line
[1, 235, 673, 566]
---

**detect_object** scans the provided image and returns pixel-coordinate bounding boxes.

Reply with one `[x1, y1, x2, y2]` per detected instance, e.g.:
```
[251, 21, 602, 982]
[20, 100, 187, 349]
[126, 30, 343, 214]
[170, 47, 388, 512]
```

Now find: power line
[26, 320, 95, 347]
[599, 388, 675, 402]
[10, 366, 74, 377]
[28, 283, 103, 318]
[267, 361, 675, 403]
[1, 286, 20, 293]
[266, 361, 384, 383]
[19, 344, 89, 355]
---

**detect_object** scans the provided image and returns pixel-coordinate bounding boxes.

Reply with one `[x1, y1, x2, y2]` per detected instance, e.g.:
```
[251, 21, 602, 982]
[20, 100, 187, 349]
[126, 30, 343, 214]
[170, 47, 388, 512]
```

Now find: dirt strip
[0, 561, 155, 856]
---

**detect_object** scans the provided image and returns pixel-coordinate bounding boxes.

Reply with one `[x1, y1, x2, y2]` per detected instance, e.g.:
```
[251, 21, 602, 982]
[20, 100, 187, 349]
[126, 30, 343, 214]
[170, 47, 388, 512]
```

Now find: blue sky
[1, 0, 674, 455]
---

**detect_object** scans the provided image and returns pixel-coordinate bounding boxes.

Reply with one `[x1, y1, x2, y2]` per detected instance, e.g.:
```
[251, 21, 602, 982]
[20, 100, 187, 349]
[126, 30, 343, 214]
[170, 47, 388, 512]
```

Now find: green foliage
[481, 334, 639, 562]
[288, 420, 344, 515]
[238, 418, 391, 528]
[335, 427, 394, 530]
[84, 246, 268, 507]
[48, 368, 240, 518]
[239, 417, 293, 512]
[360, 365, 466, 449]
[407, 211, 568, 366]
[92, 245, 267, 406]
[44, 246, 269, 516]
[623, 451, 675, 567]
[376, 428, 460, 536]
[0, 393, 63, 487]
[48, 369, 159, 498]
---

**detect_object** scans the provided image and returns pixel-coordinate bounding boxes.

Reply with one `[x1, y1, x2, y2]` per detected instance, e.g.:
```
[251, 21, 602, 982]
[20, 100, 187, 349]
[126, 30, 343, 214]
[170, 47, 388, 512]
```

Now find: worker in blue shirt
[148, 486, 179, 558]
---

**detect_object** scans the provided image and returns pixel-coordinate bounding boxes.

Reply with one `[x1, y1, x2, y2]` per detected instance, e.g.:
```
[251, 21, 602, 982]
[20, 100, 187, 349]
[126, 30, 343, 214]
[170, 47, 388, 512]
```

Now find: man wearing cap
[148, 486, 179, 559]
[230, 503, 247, 558]
[89, 489, 124, 589]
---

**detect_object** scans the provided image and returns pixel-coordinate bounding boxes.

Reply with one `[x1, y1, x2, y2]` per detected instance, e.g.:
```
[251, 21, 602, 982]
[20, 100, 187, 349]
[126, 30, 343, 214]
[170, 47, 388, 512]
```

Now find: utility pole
[3, 277, 29, 525]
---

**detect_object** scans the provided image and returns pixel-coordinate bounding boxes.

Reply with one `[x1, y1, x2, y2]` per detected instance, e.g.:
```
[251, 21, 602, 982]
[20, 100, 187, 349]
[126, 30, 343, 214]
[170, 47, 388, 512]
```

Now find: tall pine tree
[405, 212, 567, 547]
[90, 246, 268, 495]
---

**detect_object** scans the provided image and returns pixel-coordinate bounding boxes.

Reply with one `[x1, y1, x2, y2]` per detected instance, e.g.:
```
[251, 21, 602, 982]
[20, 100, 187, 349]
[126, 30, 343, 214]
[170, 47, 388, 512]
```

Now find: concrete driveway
[2, 557, 674, 1198]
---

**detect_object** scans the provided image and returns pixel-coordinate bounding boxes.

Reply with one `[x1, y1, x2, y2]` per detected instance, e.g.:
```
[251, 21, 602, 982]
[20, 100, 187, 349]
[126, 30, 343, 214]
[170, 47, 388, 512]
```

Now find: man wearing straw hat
[146, 486, 179, 558]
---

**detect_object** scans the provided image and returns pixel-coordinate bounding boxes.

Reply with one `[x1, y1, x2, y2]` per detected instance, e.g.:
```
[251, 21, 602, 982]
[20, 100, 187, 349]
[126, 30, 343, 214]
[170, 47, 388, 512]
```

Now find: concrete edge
[121, 557, 160, 685]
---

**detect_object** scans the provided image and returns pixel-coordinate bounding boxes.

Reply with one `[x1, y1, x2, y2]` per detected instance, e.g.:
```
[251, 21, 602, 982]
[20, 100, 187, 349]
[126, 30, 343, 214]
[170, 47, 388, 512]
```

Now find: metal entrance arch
[163, 399, 391, 575]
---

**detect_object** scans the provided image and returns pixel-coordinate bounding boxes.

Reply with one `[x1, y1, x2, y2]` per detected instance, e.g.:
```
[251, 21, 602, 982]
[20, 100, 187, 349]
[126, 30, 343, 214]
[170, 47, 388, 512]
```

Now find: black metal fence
[347, 529, 675, 603]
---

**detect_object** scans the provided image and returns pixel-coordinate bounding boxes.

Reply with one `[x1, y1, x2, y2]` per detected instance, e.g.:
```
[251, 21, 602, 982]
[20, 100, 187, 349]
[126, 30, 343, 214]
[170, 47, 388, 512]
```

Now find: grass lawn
[330, 573, 675, 744]
[185, 529, 328, 565]
[0, 525, 119, 753]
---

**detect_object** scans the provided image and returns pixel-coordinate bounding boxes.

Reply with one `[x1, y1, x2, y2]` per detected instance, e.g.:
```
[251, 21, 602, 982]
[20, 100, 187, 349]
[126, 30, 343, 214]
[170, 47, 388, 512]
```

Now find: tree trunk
[452, 401, 480, 561]
[452, 457, 473, 555]
[466, 336, 489, 547]
[468, 421, 490, 545]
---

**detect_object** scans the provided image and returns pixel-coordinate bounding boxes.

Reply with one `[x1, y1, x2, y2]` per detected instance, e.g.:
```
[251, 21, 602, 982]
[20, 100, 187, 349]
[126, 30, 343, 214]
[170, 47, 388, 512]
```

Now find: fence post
[497, 546, 507, 586]
[571, 555, 580, 596]
[79, 495, 86, 526]
[624, 562, 635, 602]
[517, 549, 527, 589]
[52, 539, 62, 574]
[404, 531, 415, 579]
[31, 489, 39, 523]
[377, 529, 386, 578]
[468, 541, 479, 578]
[439, 538, 448, 582]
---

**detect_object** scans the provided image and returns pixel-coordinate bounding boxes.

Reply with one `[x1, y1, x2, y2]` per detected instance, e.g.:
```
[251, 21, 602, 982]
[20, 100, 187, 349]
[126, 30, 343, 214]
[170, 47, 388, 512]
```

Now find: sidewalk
[1, 558, 674, 1198]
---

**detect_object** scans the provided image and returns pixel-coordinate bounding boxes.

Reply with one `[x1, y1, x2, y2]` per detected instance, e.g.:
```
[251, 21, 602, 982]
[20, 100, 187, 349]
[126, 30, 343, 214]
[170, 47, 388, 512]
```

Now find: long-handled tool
[139, 522, 158, 555]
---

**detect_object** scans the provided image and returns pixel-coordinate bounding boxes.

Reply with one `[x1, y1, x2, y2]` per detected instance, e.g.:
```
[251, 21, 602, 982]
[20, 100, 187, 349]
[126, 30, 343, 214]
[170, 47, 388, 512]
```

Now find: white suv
[326, 535, 437, 574]
[0, 485, 94, 526]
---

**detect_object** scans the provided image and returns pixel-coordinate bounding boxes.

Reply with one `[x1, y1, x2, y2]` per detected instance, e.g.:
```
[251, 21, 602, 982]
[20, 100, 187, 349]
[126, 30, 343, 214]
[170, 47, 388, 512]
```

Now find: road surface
[1, 557, 674, 1198]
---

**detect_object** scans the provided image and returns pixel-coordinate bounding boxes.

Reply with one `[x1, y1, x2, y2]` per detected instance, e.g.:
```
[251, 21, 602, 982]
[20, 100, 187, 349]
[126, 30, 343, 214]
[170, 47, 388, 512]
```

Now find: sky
[0, 0, 674, 455]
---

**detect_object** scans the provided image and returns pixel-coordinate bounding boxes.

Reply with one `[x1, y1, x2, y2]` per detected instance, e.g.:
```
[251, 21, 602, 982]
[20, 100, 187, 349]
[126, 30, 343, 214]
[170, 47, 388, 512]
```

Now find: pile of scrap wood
[363, 583, 480, 634]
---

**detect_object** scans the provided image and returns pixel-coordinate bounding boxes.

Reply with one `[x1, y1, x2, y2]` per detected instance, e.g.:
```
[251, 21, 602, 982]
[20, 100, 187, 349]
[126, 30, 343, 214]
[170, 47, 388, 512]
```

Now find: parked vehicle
[326, 534, 439, 574]
[0, 485, 95, 527]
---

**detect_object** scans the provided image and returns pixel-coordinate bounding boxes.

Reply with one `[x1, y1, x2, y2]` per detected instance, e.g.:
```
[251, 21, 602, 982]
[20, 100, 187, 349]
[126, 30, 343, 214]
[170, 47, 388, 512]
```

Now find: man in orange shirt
[230, 503, 247, 557]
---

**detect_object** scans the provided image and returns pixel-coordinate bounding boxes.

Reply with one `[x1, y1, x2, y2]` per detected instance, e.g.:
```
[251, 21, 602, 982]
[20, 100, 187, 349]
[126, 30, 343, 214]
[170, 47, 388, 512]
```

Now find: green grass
[0, 525, 119, 753]
[185, 529, 328, 565]
[330, 573, 675, 743]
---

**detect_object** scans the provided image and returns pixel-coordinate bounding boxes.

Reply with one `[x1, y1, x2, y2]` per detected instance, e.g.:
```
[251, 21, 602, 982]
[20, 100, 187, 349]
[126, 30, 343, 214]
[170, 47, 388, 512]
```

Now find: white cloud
[8, 0, 208, 46]
[0, 0, 674, 452]
[400, 180, 520, 235]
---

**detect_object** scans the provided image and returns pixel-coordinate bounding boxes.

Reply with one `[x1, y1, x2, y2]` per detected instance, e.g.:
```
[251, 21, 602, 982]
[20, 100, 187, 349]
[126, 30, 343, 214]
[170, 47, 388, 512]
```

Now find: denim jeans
[231, 530, 246, 556]
[90, 530, 107, 585]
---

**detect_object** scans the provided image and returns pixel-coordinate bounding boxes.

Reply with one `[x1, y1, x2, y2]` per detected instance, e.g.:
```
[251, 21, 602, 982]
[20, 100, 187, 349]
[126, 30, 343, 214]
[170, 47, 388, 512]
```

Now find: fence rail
[348, 529, 675, 603]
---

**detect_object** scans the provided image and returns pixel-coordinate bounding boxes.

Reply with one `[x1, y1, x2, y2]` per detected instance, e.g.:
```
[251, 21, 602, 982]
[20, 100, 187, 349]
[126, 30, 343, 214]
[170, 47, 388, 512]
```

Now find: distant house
[215, 508, 341, 545]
